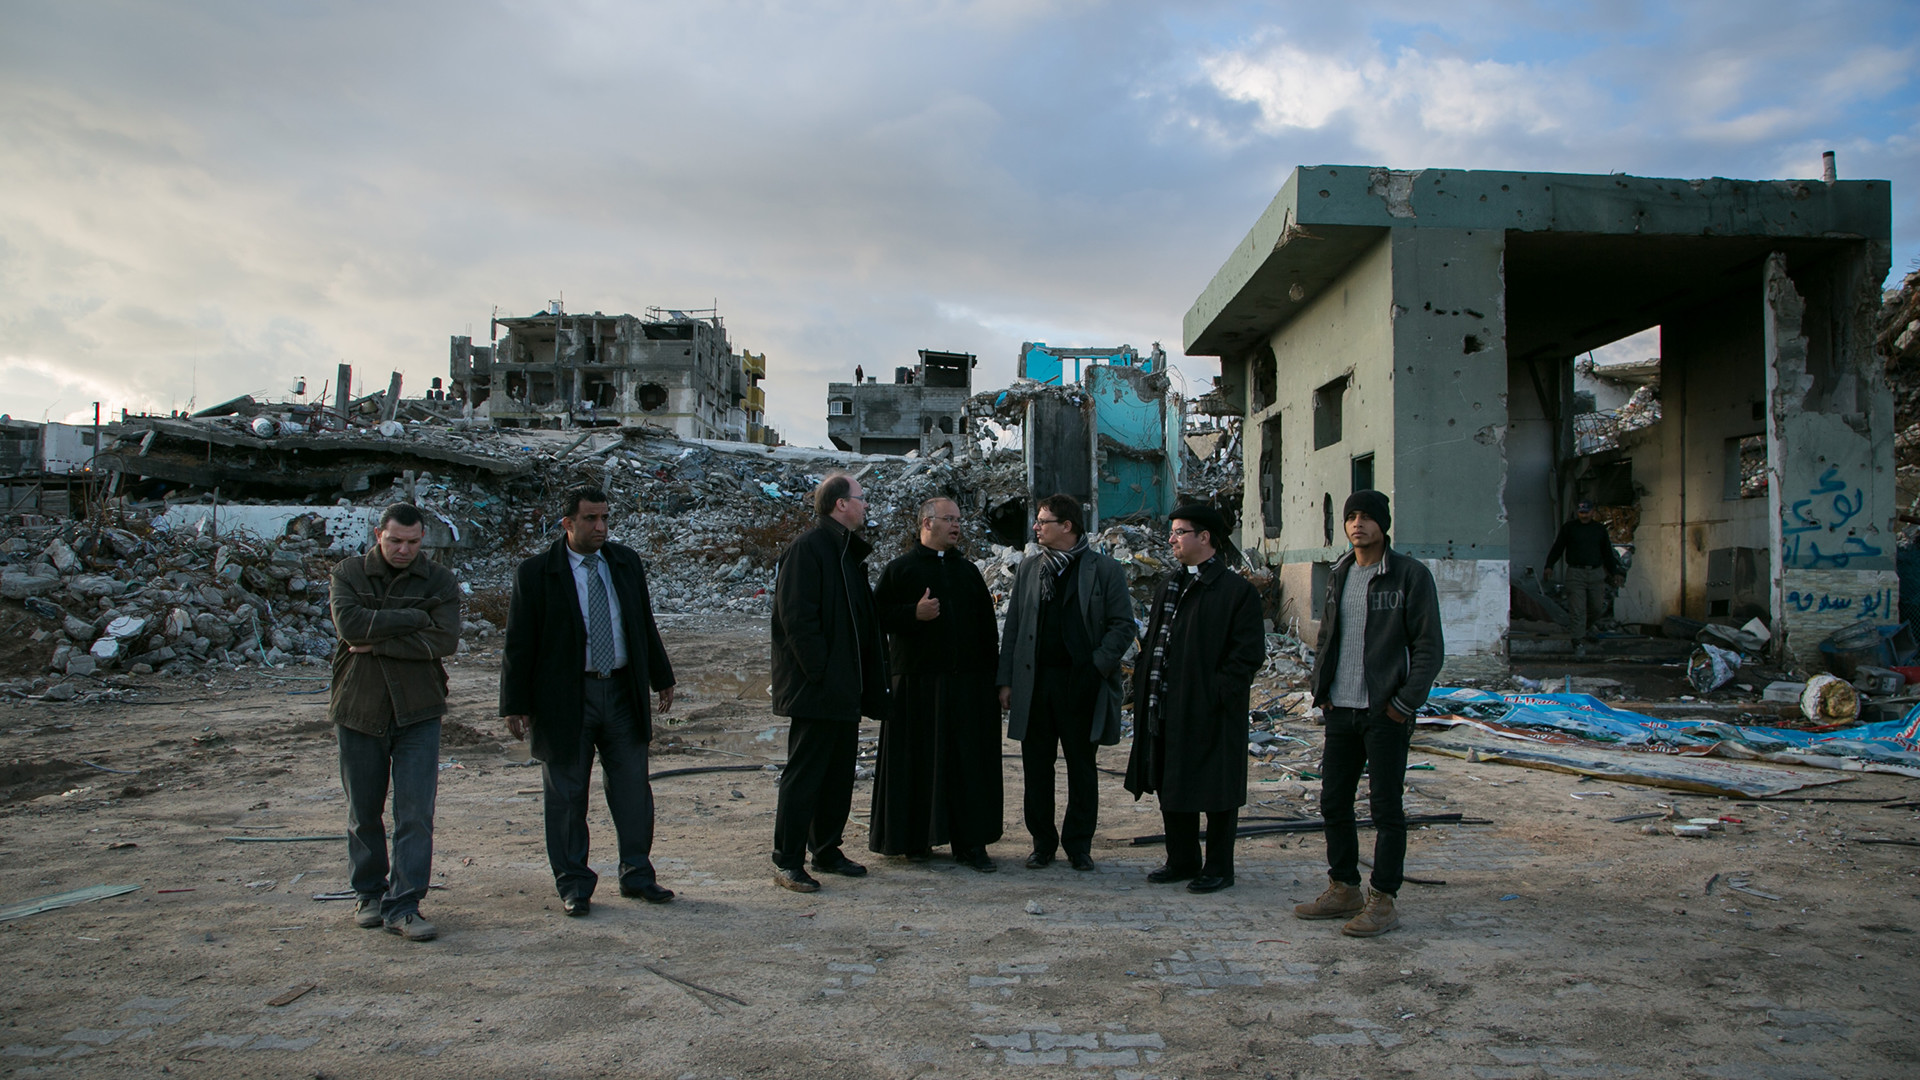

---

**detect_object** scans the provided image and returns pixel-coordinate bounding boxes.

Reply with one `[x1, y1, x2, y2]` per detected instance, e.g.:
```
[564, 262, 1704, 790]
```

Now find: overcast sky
[3, 1, 1915, 446]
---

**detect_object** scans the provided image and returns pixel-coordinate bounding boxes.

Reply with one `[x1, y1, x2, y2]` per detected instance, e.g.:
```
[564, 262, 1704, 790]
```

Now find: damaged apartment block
[456, 303, 775, 444]
[826, 350, 975, 457]
[1184, 164, 1892, 671]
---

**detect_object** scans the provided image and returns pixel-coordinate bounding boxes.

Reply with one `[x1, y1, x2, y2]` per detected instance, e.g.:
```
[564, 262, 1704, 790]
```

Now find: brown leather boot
[1341, 887, 1399, 937]
[1293, 877, 1364, 920]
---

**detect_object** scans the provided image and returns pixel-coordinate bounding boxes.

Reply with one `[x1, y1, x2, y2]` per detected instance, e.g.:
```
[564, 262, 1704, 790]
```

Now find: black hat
[1170, 502, 1236, 556]
[1342, 489, 1391, 534]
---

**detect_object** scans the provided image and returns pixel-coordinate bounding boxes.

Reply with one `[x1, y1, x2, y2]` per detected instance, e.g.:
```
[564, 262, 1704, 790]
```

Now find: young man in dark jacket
[330, 503, 461, 941]
[1296, 490, 1443, 937]
[768, 473, 889, 892]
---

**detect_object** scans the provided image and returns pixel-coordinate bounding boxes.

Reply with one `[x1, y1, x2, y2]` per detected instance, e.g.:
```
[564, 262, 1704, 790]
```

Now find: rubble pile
[2, 515, 344, 697]
[1, 383, 1278, 700]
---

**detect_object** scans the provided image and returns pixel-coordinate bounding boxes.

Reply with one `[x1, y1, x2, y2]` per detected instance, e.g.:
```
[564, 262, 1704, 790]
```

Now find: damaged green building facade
[1184, 165, 1893, 669]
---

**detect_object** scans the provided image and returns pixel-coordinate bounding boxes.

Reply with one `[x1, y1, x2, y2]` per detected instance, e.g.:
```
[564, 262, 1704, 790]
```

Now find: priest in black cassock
[869, 497, 1005, 871]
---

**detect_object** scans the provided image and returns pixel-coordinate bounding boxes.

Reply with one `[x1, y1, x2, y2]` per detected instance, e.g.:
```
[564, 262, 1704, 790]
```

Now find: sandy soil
[2, 611, 1917, 1079]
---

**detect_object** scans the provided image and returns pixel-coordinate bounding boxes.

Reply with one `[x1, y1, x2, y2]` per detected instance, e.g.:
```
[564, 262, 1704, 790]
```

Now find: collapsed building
[967, 342, 1186, 530]
[826, 350, 976, 457]
[1, 418, 106, 520]
[450, 304, 776, 445]
[1183, 163, 1895, 670]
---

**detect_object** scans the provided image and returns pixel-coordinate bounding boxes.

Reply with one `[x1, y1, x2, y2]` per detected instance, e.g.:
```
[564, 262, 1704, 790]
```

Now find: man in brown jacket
[329, 503, 461, 941]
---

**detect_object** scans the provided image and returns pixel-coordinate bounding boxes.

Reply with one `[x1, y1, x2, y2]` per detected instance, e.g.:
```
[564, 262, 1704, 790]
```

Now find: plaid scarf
[1037, 534, 1088, 602]
[1144, 555, 1218, 735]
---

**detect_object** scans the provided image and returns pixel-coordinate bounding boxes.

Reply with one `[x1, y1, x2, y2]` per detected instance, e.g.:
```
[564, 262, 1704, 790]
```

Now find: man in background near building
[501, 487, 678, 918]
[997, 494, 1136, 873]
[1543, 499, 1624, 649]
[1296, 490, 1443, 938]
[1125, 504, 1265, 893]
[869, 497, 1002, 871]
[768, 473, 889, 893]
[329, 503, 461, 942]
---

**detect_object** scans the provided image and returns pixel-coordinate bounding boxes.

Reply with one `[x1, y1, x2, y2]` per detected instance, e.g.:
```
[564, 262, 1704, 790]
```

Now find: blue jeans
[338, 718, 441, 920]
[1320, 706, 1412, 895]
[542, 676, 656, 900]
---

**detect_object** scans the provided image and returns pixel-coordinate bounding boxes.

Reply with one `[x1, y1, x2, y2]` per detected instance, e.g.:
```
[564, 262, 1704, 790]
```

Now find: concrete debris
[1573, 384, 1663, 456]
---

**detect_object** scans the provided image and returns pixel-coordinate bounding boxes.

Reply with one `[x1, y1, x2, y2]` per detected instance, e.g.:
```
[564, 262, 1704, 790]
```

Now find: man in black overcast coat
[1125, 503, 1265, 894]
[768, 472, 889, 893]
[501, 487, 676, 917]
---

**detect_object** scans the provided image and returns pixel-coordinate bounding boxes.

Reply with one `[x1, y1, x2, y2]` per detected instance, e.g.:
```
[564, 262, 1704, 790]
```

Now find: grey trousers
[1565, 565, 1608, 639]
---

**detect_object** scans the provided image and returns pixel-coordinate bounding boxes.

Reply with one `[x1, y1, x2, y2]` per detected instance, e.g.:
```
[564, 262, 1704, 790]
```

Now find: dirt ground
[2, 611, 1918, 1079]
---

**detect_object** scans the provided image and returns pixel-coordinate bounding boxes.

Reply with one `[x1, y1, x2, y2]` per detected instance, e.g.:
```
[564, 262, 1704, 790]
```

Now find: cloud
[0, 1, 1914, 448]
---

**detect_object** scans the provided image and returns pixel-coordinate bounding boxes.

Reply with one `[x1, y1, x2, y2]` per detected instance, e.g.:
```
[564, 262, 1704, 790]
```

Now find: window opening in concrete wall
[1251, 347, 1277, 412]
[1585, 460, 1635, 506]
[939, 416, 954, 434]
[637, 383, 669, 412]
[1724, 434, 1767, 500]
[1310, 560, 1331, 621]
[922, 416, 935, 433]
[1322, 492, 1334, 547]
[988, 499, 1029, 547]
[528, 372, 557, 406]
[582, 374, 617, 410]
[1351, 453, 1374, 493]
[829, 399, 852, 416]
[1259, 415, 1282, 539]
[506, 372, 528, 400]
[1313, 376, 1347, 449]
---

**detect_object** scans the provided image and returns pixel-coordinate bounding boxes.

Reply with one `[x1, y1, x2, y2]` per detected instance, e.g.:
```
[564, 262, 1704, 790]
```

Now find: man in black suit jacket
[501, 486, 676, 917]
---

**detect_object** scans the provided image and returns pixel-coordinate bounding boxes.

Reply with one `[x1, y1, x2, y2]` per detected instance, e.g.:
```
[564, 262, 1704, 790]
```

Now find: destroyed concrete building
[456, 304, 775, 444]
[826, 350, 975, 456]
[1, 418, 106, 520]
[1183, 164, 1894, 669]
[981, 343, 1185, 527]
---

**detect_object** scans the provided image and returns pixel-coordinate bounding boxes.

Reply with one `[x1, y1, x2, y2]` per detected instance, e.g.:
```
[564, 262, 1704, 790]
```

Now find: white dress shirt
[566, 544, 628, 671]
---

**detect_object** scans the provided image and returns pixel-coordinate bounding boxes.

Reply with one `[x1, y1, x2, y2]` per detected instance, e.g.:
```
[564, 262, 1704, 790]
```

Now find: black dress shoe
[773, 866, 820, 893]
[1186, 874, 1234, 893]
[562, 896, 591, 917]
[1068, 852, 1095, 872]
[620, 882, 676, 904]
[812, 856, 867, 877]
[1146, 864, 1199, 884]
[1024, 851, 1055, 870]
[958, 848, 997, 873]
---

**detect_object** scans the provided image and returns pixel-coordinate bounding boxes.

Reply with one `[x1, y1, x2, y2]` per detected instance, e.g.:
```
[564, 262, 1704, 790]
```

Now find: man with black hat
[1543, 500, 1623, 647]
[1124, 503, 1265, 893]
[1296, 489, 1443, 937]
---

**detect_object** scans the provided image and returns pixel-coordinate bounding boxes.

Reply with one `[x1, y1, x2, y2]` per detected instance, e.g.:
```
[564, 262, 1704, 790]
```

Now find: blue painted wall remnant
[1020, 342, 1157, 387]
[1085, 364, 1181, 520]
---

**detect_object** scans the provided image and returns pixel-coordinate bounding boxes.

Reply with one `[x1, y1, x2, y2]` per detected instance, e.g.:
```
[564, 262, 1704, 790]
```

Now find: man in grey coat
[996, 494, 1136, 871]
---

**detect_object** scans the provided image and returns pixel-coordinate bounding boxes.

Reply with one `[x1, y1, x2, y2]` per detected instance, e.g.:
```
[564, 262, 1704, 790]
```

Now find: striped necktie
[582, 552, 615, 675]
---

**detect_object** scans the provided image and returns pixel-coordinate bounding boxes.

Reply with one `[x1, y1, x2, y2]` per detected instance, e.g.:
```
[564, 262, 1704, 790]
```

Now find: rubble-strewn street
[0, 616, 1917, 1078]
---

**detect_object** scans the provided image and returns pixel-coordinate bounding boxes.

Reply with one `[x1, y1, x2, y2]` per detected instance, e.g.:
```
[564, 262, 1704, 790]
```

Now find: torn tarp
[1417, 688, 1920, 777]
[1413, 727, 1854, 798]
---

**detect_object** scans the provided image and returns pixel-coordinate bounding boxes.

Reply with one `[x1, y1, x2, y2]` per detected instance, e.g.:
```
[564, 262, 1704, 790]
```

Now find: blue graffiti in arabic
[1782, 466, 1882, 569]
[1785, 587, 1896, 618]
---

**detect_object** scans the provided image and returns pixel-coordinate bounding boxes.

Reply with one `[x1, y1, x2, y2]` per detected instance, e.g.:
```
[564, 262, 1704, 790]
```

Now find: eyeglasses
[843, 494, 867, 504]
[928, 515, 963, 525]
[1169, 527, 1198, 538]
[1034, 517, 1061, 526]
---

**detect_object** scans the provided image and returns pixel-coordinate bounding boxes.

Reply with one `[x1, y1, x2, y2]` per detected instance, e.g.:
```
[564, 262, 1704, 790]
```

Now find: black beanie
[1343, 489, 1391, 534]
